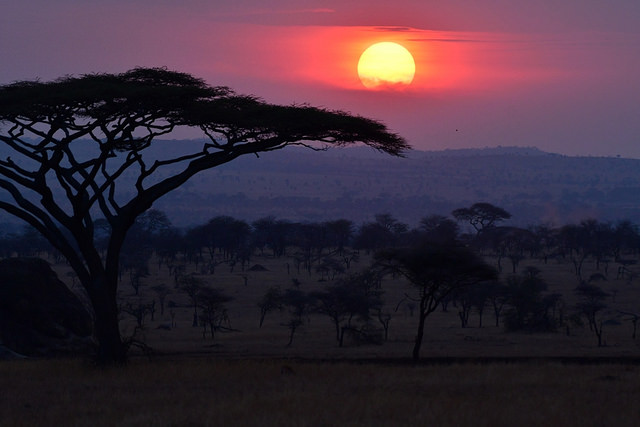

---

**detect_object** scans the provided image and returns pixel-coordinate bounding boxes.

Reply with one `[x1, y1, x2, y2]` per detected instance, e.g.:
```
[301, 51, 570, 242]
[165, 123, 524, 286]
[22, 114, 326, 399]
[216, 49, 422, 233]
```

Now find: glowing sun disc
[357, 42, 416, 89]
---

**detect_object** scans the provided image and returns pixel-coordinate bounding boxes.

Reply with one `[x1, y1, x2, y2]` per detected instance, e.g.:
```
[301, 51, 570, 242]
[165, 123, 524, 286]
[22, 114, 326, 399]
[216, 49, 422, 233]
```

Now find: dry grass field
[46, 248, 640, 360]
[1, 358, 639, 426]
[2, 250, 640, 425]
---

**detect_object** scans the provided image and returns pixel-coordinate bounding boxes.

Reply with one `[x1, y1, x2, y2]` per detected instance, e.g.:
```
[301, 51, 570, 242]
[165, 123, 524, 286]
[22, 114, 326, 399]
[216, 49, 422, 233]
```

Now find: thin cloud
[248, 8, 335, 16]
[373, 26, 414, 32]
[409, 38, 481, 43]
[408, 36, 547, 45]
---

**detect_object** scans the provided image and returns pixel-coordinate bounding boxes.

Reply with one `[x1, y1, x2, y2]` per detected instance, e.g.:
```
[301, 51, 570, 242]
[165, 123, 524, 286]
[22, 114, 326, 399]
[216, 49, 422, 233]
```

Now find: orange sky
[2, 1, 640, 157]
[188, 25, 574, 94]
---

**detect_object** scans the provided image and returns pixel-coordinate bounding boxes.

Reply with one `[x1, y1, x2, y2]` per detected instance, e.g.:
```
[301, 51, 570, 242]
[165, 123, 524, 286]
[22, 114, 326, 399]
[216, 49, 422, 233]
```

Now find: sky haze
[2, 0, 639, 157]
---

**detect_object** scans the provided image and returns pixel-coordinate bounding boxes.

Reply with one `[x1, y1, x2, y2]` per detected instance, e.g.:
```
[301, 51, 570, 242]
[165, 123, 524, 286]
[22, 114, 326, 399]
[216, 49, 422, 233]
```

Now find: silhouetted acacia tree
[375, 241, 496, 360]
[574, 283, 610, 347]
[452, 202, 511, 236]
[252, 216, 293, 257]
[584, 220, 615, 272]
[122, 299, 155, 330]
[558, 223, 593, 281]
[153, 226, 183, 270]
[0, 68, 407, 364]
[178, 274, 205, 328]
[483, 226, 535, 274]
[612, 220, 640, 260]
[312, 271, 384, 346]
[353, 213, 408, 253]
[257, 286, 283, 328]
[281, 288, 314, 347]
[120, 210, 167, 294]
[503, 267, 562, 332]
[291, 222, 327, 274]
[198, 287, 233, 339]
[150, 284, 170, 317]
[485, 281, 509, 327]
[528, 224, 558, 264]
[618, 310, 639, 340]
[315, 256, 345, 281]
[196, 215, 251, 262]
[324, 219, 354, 255]
[454, 282, 492, 328]
[419, 215, 460, 244]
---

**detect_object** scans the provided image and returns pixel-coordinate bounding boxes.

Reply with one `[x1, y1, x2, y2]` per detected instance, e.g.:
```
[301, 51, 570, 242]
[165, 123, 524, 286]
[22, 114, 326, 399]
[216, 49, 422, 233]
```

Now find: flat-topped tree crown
[0, 67, 408, 364]
[189, 96, 408, 156]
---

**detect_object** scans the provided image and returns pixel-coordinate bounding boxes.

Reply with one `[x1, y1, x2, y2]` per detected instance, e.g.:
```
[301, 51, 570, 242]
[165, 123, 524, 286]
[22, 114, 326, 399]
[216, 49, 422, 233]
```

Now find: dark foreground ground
[1, 357, 639, 426]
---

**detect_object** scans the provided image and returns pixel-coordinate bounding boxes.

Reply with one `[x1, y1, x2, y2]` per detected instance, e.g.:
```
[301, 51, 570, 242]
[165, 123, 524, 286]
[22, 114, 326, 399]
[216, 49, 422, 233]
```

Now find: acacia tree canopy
[376, 241, 496, 360]
[0, 67, 409, 364]
[452, 202, 512, 235]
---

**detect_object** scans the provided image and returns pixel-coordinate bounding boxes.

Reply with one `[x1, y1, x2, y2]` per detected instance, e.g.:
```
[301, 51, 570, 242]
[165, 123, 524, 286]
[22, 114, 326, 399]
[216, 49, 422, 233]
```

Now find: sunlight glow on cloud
[199, 25, 584, 94]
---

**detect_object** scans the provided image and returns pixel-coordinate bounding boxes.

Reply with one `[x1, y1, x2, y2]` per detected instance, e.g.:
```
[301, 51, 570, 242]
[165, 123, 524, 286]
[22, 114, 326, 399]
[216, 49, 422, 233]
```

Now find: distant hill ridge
[279, 144, 555, 159]
[0, 138, 618, 159]
[418, 146, 553, 158]
[0, 140, 639, 227]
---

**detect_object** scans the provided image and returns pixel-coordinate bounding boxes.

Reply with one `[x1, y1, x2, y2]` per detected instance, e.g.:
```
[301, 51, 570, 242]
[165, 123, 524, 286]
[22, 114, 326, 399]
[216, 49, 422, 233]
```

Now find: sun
[357, 42, 416, 89]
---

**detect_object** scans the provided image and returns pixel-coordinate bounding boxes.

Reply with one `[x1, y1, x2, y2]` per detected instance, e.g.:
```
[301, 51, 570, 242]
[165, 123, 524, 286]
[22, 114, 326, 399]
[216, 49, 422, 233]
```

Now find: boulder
[0, 344, 27, 359]
[0, 258, 93, 357]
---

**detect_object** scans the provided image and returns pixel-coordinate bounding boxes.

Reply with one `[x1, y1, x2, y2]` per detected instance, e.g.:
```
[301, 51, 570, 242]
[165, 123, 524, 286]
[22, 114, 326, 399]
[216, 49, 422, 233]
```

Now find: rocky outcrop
[0, 258, 93, 357]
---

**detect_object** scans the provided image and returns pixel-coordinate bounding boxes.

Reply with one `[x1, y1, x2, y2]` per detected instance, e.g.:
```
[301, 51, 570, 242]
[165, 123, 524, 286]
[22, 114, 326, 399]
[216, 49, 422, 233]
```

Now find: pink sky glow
[1, 1, 639, 157]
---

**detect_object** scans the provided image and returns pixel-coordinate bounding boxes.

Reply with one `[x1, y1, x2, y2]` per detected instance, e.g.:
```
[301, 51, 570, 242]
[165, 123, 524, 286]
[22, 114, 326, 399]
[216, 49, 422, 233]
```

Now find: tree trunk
[334, 319, 341, 343]
[259, 309, 267, 328]
[492, 302, 502, 327]
[458, 310, 468, 328]
[88, 276, 126, 365]
[412, 313, 427, 361]
[286, 325, 297, 347]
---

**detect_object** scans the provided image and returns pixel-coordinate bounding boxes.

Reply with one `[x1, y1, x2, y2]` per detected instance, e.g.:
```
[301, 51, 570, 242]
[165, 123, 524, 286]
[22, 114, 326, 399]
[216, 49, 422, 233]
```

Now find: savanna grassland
[1, 358, 639, 426]
[3, 242, 640, 426]
[89, 250, 640, 360]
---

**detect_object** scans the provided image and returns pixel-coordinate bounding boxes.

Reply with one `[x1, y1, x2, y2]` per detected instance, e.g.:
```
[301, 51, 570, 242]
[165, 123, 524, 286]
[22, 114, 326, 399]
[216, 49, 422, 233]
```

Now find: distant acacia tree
[257, 286, 283, 328]
[558, 222, 599, 281]
[198, 287, 233, 340]
[375, 240, 496, 360]
[150, 284, 171, 317]
[612, 220, 640, 260]
[312, 271, 384, 346]
[503, 267, 563, 333]
[324, 219, 354, 255]
[482, 226, 535, 273]
[452, 202, 511, 236]
[574, 283, 610, 347]
[454, 282, 492, 328]
[419, 215, 460, 244]
[0, 68, 408, 364]
[251, 216, 293, 257]
[353, 213, 408, 252]
[191, 216, 252, 270]
[484, 281, 509, 327]
[281, 288, 315, 347]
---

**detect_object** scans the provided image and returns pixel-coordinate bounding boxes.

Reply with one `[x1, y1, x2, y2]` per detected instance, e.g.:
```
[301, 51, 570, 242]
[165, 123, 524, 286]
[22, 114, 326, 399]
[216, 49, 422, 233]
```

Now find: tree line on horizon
[3, 202, 639, 359]
[5, 202, 640, 275]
